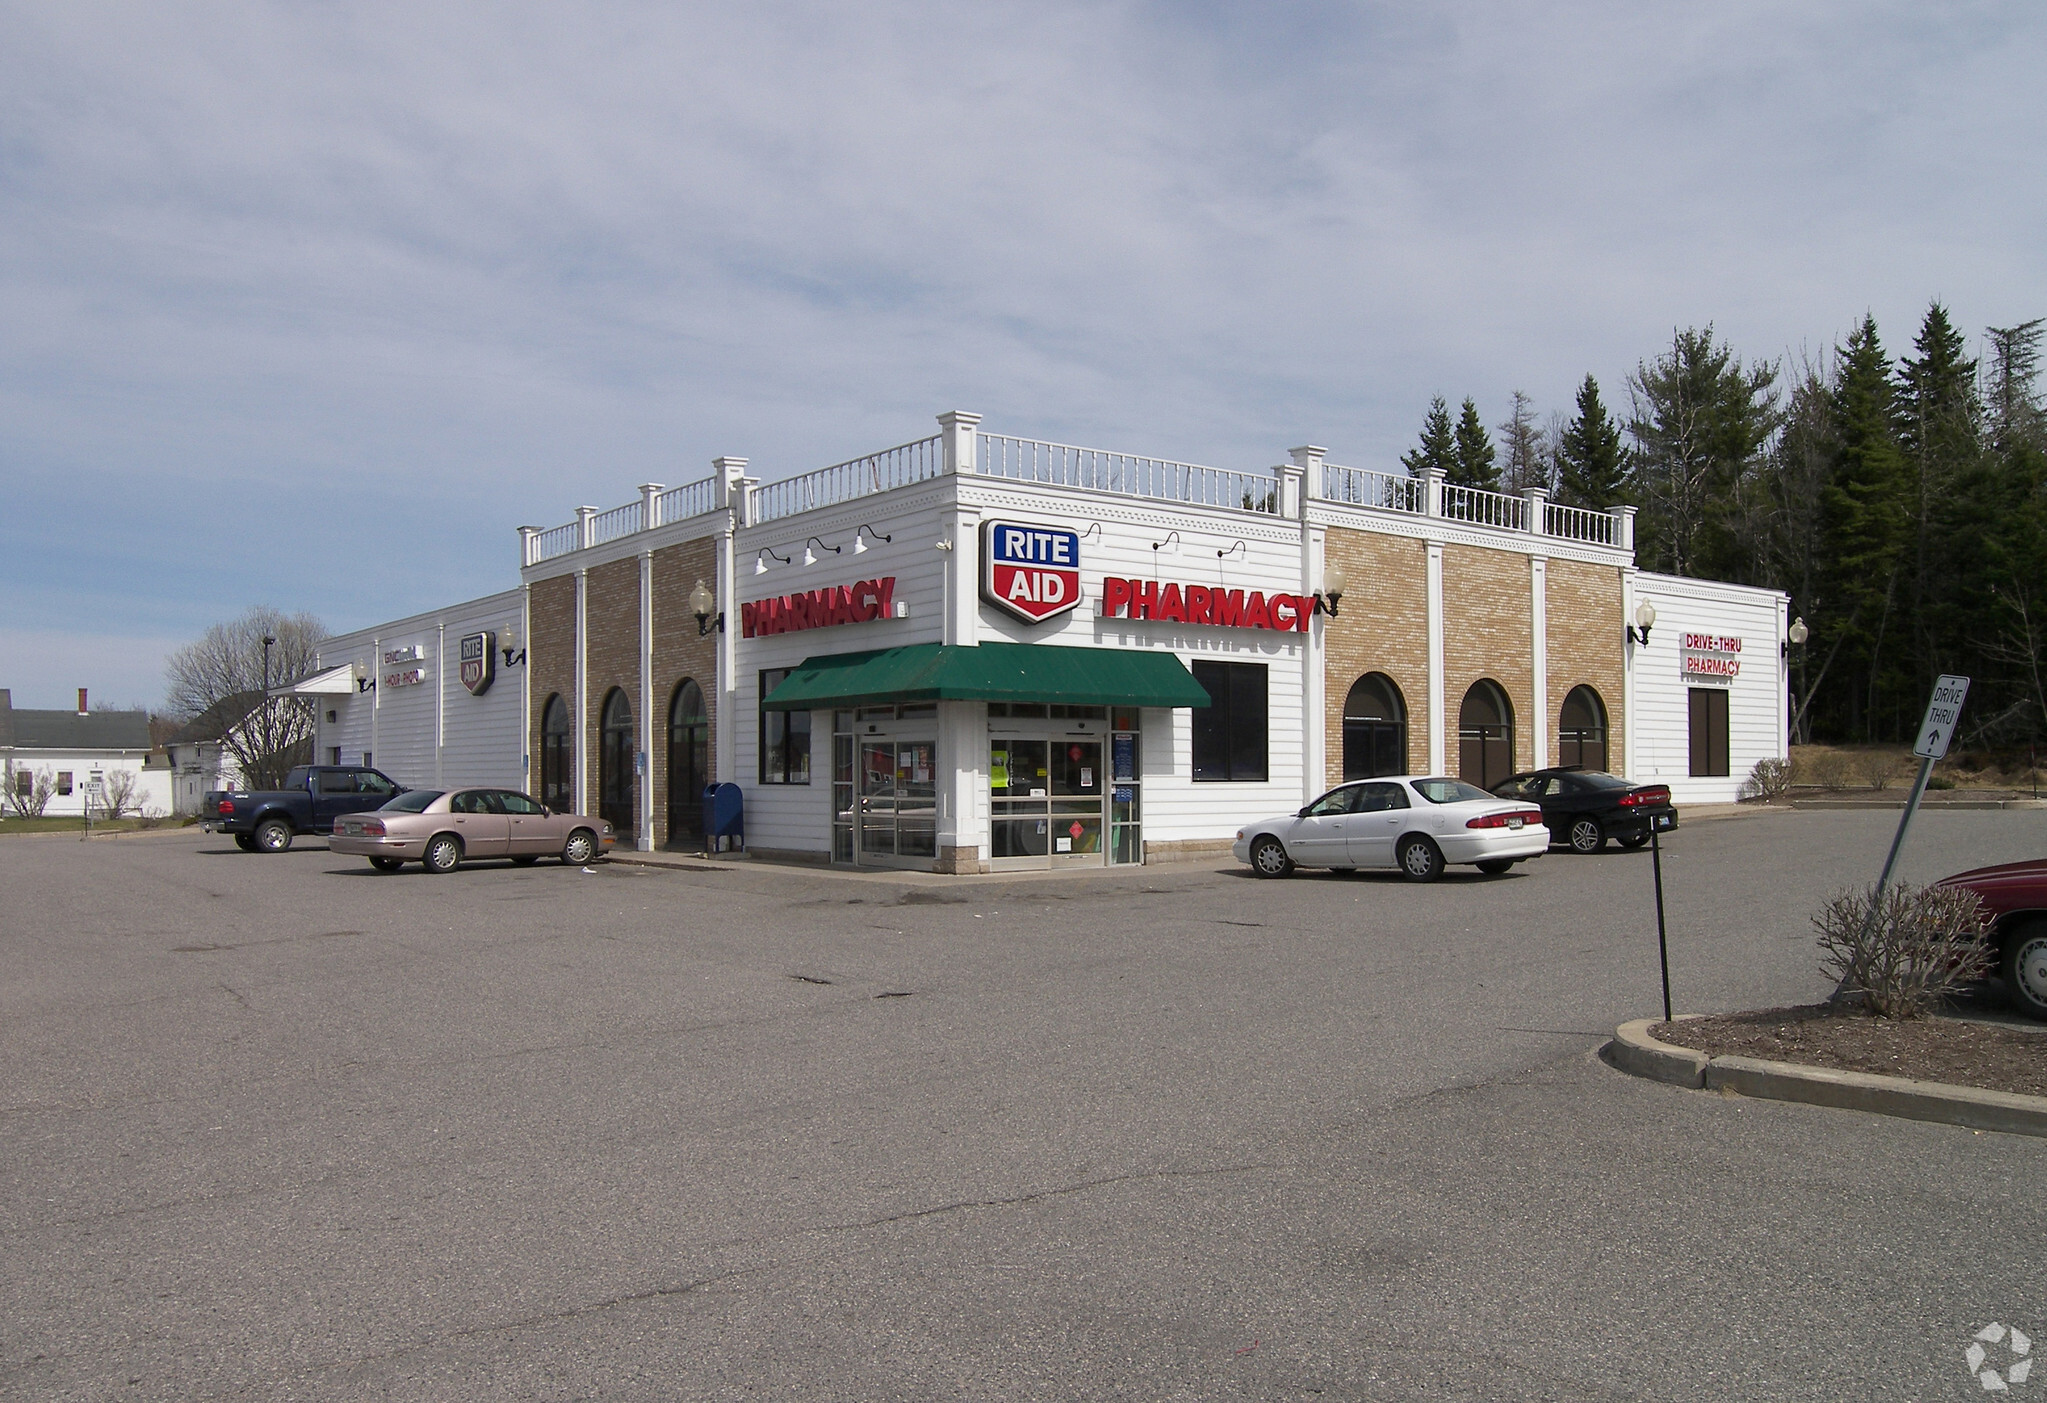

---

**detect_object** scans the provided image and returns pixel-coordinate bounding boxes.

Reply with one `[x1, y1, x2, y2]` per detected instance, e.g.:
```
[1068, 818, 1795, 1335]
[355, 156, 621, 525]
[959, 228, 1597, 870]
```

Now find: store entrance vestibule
[831, 705, 937, 867]
[989, 704, 1141, 869]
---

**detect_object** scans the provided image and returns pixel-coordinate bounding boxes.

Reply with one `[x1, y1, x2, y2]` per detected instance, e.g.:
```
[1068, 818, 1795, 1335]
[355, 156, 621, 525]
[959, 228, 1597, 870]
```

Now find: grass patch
[0, 815, 191, 836]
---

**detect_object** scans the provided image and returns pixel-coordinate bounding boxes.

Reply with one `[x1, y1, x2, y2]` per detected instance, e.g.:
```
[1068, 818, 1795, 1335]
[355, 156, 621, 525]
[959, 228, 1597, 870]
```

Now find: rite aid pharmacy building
[303, 412, 1790, 872]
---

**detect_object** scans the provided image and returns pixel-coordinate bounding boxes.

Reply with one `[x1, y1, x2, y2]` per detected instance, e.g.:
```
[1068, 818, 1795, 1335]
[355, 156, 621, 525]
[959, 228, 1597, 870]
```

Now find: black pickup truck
[208, 765, 405, 852]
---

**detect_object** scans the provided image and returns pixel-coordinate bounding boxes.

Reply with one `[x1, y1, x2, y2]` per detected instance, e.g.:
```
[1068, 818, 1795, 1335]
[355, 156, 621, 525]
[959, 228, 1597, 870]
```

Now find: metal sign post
[1872, 675, 1970, 902]
[1650, 822, 1672, 1022]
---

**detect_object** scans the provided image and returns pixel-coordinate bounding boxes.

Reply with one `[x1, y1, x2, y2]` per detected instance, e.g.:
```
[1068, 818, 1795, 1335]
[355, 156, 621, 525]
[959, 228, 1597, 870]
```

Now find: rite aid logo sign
[983, 521, 1081, 624]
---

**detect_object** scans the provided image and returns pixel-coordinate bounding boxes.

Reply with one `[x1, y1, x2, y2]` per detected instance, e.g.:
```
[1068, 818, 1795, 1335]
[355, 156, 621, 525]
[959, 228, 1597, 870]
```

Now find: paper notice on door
[1081, 767, 1093, 788]
[990, 753, 1008, 788]
[1056, 837, 1072, 852]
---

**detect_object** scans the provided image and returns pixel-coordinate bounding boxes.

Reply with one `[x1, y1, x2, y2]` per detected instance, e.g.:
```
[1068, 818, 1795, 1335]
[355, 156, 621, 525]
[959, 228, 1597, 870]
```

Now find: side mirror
[1296, 806, 1311, 818]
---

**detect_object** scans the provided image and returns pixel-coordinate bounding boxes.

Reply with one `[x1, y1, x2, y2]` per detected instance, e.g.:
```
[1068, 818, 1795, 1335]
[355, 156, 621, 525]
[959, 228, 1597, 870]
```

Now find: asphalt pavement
[2, 807, 2043, 1400]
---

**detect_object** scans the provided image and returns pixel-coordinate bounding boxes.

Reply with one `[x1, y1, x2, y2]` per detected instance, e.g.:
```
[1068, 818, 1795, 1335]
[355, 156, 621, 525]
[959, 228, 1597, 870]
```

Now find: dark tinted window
[382, 790, 444, 812]
[759, 670, 812, 785]
[1412, 778, 1495, 804]
[317, 770, 357, 794]
[1357, 782, 1410, 812]
[1191, 661, 1267, 782]
[1567, 771, 1631, 792]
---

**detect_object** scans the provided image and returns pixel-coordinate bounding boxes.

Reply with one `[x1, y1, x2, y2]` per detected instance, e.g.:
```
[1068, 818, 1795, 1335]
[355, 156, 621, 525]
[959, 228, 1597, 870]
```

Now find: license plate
[345, 822, 361, 835]
[1506, 817, 1524, 829]
[1653, 814, 1675, 830]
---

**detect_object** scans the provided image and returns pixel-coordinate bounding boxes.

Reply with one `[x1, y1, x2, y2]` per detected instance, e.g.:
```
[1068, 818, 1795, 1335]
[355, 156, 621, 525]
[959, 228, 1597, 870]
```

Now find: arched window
[666, 679, 708, 849]
[1458, 679, 1515, 790]
[1342, 673, 1408, 780]
[1558, 685, 1608, 772]
[599, 688, 634, 838]
[540, 694, 571, 812]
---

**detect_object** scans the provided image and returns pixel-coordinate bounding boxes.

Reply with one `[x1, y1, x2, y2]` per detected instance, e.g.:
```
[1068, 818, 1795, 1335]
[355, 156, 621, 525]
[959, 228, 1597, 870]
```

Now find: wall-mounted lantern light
[1313, 563, 1347, 618]
[689, 579, 724, 636]
[1783, 615, 1808, 657]
[1626, 600, 1657, 646]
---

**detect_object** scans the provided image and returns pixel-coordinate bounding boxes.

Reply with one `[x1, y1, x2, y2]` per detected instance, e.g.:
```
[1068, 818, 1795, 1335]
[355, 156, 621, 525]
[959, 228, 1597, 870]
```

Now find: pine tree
[1820, 314, 1909, 739]
[1985, 319, 2045, 455]
[1625, 326, 1779, 577]
[1554, 374, 1629, 509]
[1897, 302, 1982, 693]
[1449, 397, 1498, 489]
[1496, 391, 1549, 494]
[1399, 397, 1456, 478]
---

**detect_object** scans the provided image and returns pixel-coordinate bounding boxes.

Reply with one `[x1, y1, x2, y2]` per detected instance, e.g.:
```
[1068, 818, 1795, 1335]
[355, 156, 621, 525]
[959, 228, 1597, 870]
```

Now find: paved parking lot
[3, 808, 2044, 1400]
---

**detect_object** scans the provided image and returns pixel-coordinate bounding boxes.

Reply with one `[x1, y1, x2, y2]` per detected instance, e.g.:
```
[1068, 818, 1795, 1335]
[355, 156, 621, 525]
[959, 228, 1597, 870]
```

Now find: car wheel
[562, 829, 597, 866]
[1567, 816, 1606, 854]
[511, 855, 540, 866]
[254, 818, 293, 853]
[422, 833, 462, 875]
[1476, 858, 1513, 875]
[369, 857, 403, 872]
[1247, 835, 1293, 878]
[1397, 835, 1443, 883]
[1616, 834, 1649, 850]
[2004, 921, 2047, 1021]
[233, 833, 257, 852]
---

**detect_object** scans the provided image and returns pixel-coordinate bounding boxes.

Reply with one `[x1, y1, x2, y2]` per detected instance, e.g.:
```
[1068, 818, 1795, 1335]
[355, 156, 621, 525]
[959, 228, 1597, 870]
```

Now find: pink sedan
[330, 787, 617, 874]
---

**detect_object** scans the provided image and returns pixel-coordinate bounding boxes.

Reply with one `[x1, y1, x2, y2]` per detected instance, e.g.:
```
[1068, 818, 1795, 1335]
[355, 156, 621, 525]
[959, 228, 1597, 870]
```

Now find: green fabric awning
[761, 642, 1212, 711]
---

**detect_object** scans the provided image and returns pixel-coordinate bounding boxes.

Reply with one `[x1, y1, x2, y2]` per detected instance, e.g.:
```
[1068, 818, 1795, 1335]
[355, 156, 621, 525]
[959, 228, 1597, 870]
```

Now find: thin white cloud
[2, 1, 2042, 696]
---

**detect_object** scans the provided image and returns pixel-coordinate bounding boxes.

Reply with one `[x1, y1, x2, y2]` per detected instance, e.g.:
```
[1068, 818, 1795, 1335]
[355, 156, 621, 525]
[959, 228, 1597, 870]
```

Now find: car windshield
[1411, 778, 1497, 805]
[1567, 771, 1633, 791]
[380, 790, 444, 813]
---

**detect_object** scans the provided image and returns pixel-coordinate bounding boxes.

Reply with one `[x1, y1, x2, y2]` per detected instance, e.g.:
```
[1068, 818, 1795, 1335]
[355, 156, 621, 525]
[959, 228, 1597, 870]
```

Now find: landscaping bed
[1654, 1001, 2047, 1100]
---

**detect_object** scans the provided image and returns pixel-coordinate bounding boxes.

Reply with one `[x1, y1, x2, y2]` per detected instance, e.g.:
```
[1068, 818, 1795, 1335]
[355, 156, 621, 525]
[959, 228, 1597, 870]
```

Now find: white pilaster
[939, 410, 981, 475]
[574, 568, 589, 814]
[1530, 557, 1548, 770]
[1620, 567, 1638, 780]
[638, 548, 654, 850]
[1426, 542, 1446, 774]
[936, 700, 988, 871]
[434, 622, 446, 788]
[715, 458, 748, 783]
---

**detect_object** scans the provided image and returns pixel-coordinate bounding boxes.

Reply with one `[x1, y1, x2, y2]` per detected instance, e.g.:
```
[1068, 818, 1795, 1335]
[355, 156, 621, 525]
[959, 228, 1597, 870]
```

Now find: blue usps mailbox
[703, 783, 744, 853]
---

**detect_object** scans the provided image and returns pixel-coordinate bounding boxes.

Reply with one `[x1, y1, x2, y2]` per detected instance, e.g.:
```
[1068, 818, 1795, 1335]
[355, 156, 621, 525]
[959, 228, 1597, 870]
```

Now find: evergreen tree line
[1397, 306, 2047, 749]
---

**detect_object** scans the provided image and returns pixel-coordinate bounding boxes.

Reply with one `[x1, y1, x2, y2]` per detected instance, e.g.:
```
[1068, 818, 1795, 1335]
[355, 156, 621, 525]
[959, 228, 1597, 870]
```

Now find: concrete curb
[1608, 1018, 2047, 1139]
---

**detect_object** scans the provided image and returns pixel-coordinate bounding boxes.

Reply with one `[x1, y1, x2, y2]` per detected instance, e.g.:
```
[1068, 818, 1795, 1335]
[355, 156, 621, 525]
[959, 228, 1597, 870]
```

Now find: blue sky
[4, 1, 2043, 710]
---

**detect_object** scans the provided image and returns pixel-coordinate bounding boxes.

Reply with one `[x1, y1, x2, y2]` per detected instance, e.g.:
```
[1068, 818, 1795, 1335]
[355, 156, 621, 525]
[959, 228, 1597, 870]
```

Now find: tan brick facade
[1321, 531, 1627, 785]
[1544, 557, 1625, 771]
[1323, 529, 1430, 788]
[647, 540, 718, 848]
[526, 542, 723, 850]
[1442, 543, 1536, 775]
[528, 573, 577, 806]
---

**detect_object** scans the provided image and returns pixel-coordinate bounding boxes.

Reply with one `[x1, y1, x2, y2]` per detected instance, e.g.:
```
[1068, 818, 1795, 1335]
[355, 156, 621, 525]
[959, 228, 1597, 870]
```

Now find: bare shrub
[1814, 883, 1991, 1019]
[1742, 757, 1794, 801]
[1805, 750, 1855, 791]
[5, 764, 55, 819]
[1858, 750, 1905, 790]
[98, 769, 140, 820]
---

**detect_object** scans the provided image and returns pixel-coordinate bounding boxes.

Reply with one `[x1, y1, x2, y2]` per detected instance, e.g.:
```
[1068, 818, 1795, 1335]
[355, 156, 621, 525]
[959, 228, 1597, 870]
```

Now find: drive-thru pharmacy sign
[1913, 675, 1970, 760]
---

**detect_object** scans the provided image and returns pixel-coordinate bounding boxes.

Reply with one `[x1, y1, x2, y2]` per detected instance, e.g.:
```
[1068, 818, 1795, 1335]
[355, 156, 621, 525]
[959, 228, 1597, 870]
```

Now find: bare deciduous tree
[98, 768, 140, 820]
[165, 607, 328, 791]
[6, 763, 56, 819]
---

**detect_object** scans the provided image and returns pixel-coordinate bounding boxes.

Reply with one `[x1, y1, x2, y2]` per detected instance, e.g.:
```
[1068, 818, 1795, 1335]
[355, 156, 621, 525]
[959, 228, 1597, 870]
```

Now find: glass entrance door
[841, 731, 938, 867]
[991, 737, 1104, 867]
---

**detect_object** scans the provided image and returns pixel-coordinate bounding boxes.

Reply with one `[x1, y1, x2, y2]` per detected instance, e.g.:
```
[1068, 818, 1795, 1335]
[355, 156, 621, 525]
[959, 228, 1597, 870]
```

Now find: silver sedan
[330, 787, 618, 874]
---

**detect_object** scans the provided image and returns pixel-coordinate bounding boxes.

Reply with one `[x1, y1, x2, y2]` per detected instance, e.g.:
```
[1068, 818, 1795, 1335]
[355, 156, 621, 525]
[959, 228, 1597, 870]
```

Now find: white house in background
[161, 689, 266, 816]
[0, 688, 171, 818]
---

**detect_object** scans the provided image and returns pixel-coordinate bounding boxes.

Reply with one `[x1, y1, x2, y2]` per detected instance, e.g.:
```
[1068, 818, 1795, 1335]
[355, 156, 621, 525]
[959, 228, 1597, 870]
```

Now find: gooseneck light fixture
[1313, 563, 1347, 618]
[802, 536, 841, 567]
[851, 524, 892, 555]
[1216, 539, 1246, 562]
[1151, 531, 1181, 554]
[755, 546, 791, 575]
[689, 579, 724, 636]
[1626, 600, 1657, 647]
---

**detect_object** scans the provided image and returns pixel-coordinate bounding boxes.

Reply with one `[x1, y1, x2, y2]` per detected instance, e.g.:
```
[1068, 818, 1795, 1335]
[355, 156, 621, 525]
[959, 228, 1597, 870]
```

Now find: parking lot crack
[820, 1162, 1274, 1233]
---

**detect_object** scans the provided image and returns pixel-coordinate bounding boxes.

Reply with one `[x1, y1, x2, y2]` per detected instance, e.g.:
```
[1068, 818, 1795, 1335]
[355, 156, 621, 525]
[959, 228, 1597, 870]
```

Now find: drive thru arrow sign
[1912, 675, 1970, 760]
